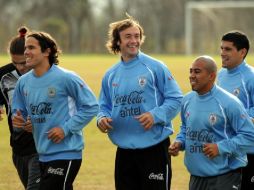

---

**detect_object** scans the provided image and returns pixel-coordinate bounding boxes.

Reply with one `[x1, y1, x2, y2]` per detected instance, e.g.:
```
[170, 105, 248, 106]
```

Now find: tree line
[1, 0, 254, 54]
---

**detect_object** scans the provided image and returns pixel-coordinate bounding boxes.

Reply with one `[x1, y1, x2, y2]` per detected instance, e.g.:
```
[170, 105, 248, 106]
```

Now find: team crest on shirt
[48, 88, 56, 98]
[138, 76, 147, 88]
[233, 88, 240, 97]
[209, 113, 217, 126]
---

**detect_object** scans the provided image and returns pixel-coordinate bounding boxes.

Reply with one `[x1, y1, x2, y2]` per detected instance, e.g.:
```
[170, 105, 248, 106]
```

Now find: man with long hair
[97, 15, 183, 190]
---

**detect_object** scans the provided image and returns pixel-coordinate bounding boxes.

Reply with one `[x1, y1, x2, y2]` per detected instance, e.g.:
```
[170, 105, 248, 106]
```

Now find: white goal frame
[185, 1, 254, 55]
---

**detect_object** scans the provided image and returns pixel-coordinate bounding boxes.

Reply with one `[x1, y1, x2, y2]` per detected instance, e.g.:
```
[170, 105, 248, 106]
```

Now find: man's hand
[169, 141, 182, 156]
[203, 143, 219, 159]
[0, 107, 4, 121]
[135, 112, 154, 130]
[24, 116, 32, 132]
[12, 110, 26, 128]
[46, 127, 65, 143]
[98, 117, 113, 133]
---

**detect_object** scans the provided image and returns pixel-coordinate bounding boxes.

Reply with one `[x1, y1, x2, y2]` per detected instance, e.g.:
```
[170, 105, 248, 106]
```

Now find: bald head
[194, 55, 217, 74]
[190, 55, 217, 95]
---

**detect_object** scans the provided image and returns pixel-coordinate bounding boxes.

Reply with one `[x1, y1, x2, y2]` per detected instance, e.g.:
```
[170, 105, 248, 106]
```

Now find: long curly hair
[106, 15, 145, 55]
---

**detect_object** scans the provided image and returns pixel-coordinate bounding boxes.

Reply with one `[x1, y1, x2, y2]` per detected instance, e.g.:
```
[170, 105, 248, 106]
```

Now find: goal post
[185, 1, 254, 55]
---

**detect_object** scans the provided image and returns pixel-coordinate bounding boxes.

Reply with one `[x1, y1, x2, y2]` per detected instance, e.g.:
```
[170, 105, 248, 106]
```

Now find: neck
[121, 53, 138, 63]
[227, 61, 243, 70]
[34, 61, 51, 77]
[197, 84, 214, 95]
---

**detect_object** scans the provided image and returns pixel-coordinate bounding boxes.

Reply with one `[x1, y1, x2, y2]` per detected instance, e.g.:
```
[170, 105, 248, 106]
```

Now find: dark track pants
[189, 168, 241, 190]
[39, 159, 82, 190]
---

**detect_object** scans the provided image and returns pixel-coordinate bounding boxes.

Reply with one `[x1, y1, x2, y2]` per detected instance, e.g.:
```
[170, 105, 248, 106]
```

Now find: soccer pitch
[0, 54, 253, 190]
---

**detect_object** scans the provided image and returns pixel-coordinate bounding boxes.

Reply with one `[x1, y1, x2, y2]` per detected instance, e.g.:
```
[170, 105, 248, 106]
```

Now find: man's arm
[217, 101, 254, 155]
[149, 64, 183, 125]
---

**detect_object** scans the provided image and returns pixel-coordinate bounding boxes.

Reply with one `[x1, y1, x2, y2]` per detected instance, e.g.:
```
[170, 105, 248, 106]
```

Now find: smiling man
[11, 30, 98, 190]
[169, 55, 254, 190]
[217, 31, 254, 190]
[97, 15, 183, 190]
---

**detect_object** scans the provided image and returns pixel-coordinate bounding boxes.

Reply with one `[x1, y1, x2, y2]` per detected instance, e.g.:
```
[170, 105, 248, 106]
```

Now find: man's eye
[13, 61, 26, 65]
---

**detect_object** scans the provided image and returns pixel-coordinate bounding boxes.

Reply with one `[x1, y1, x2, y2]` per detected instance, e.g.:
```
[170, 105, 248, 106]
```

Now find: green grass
[0, 54, 253, 190]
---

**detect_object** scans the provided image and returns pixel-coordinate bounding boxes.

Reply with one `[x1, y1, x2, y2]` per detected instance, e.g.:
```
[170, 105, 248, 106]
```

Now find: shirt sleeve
[0, 82, 5, 106]
[175, 100, 188, 150]
[97, 73, 113, 120]
[11, 79, 28, 119]
[246, 80, 254, 118]
[61, 73, 99, 135]
[149, 64, 183, 125]
[217, 100, 254, 156]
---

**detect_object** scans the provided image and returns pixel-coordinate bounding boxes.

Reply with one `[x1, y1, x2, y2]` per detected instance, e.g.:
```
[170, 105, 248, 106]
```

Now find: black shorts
[189, 168, 242, 190]
[115, 138, 171, 190]
[39, 159, 82, 190]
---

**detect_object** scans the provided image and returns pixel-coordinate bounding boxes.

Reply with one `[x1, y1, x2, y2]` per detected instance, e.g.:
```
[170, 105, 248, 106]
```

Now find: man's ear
[43, 48, 51, 56]
[209, 72, 217, 81]
[240, 48, 247, 58]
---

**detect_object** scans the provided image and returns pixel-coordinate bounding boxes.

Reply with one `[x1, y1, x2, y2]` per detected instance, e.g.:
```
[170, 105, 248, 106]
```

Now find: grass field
[0, 54, 252, 190]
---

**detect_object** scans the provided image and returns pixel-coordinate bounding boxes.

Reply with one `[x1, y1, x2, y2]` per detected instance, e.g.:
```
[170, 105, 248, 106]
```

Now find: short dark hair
[8, 26, 29, 55]
[26, 31, 62, 65]
[222, 31, 250, 58]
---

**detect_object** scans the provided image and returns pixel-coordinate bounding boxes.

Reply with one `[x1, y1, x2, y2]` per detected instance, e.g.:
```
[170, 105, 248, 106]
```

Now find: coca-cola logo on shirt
[186, 127, 217, 143]
[114, 91, 145, 118]
[30, 102, 52, 115]
[114, 91, 144, 106]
